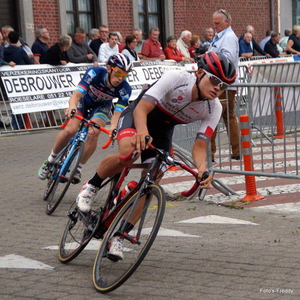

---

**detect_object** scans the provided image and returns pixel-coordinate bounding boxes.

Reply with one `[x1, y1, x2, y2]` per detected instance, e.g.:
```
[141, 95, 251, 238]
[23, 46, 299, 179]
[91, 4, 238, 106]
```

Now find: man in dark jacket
[43, 35, 72, 65]
[67, 27, 98, 66]
[264, 32, 285, 58]
[3, 31, 33, 65]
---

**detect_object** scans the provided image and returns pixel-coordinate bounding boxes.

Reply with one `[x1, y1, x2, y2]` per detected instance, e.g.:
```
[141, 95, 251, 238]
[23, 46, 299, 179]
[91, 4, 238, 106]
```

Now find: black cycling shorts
[117, 97, 175, 162]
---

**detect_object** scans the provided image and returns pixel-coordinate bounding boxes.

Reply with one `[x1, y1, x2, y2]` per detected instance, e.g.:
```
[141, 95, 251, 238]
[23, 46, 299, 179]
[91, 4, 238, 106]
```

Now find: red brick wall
[31, 0, 279, 49]
[107, 0, 133, 39]
[32, 0, 60, 46]
[174, 0, 279, 44]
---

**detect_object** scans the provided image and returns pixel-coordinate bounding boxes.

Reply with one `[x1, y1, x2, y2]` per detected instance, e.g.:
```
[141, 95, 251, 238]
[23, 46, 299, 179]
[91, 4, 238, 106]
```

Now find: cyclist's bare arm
[110, 110, 121, 136]
[65, 90, 83, 118]
[132, 99, 155, 152]
[192, 138, 212, 188]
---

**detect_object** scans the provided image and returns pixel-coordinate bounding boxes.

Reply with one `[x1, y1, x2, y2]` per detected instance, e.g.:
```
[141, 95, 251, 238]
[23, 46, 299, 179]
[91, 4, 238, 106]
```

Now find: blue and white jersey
[76, 66, 132, 113]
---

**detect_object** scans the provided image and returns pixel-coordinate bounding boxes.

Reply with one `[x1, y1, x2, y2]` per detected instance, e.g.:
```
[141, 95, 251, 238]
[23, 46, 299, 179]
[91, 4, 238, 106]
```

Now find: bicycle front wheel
[93, 184, 165, 293]
[46, 141, 84, 215]
[58, 201, 100, 263]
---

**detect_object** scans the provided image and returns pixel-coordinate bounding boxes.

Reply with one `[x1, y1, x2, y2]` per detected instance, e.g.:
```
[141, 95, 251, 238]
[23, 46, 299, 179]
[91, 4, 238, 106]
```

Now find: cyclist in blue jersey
[38, 54, 133, 182]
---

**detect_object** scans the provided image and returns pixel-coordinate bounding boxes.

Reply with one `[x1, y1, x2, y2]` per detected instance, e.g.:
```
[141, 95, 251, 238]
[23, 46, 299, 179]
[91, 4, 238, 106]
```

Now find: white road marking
[143, 227, 200, 237]
[250, 202, 300, 213]
[177, 215, 259, 225]
[44, 228, 200, 252]
[0, 254, 54, 270]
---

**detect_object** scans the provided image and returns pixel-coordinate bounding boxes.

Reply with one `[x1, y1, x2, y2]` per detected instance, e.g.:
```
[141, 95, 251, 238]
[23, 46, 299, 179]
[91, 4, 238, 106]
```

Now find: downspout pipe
[270, 0, 275, 30]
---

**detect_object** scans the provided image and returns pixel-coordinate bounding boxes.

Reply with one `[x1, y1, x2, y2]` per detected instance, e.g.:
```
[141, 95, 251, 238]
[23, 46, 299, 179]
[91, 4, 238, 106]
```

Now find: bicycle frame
[93, 146, 198, 242]
[53, 121, 90, 181]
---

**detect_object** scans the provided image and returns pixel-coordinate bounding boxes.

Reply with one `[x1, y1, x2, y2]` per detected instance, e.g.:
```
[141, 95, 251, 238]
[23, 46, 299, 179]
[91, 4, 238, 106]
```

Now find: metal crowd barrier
[172, 62, 300, 197]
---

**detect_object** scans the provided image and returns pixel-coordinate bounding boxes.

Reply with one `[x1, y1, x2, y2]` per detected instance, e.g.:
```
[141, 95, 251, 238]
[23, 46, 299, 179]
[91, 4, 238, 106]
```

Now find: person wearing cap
[38, 54, 132, 182]
[75, 52, 237, 259]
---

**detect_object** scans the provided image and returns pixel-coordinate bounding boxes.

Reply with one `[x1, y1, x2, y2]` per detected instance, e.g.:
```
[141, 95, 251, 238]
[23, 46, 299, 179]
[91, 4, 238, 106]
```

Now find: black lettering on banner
[153, 67, 163, 78]
[148, 68, 155, 79]
[19, 78, 29, 92]
[48, 75, 62, 88]
[142, 68, 150, 80]
[66, 74, 76, 87]
[28, 77, 37, 91]
[127, 69, 139, 83]
[59, 74, 68, 88]
[36, 77, 44, 90]
[3, 79, 13, 93]
[12, 78, 21, 92]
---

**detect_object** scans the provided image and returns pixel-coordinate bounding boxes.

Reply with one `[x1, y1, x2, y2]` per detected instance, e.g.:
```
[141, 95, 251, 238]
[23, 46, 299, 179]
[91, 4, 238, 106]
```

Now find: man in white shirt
[176, 30, 193, 60]
[98, 32, 119, 63]
[207, 9, 240, 161]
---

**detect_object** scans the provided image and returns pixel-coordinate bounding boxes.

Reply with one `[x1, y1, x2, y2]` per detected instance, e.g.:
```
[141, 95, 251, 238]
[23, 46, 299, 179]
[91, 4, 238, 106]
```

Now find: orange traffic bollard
[240, 115, 264, 201]
[168, 148, 180, 171]
[274, 87, 284, 139]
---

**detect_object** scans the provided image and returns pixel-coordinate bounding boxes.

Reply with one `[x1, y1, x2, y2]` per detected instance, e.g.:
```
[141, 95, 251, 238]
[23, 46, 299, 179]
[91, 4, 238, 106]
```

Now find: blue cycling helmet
[107, 53, 133, 72]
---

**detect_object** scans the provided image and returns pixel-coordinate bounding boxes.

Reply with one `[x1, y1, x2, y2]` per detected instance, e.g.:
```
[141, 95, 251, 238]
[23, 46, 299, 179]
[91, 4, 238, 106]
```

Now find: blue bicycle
[43, 111, 110, 215]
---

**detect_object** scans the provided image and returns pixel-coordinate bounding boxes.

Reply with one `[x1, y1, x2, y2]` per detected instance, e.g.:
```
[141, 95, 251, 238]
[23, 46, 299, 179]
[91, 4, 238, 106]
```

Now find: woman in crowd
[164, 35, 189, 62]
[44, 35, 72, 65]
[189, 34, 201, 59]
[121, 34, 140, 62]
[285, 25, 300, 56]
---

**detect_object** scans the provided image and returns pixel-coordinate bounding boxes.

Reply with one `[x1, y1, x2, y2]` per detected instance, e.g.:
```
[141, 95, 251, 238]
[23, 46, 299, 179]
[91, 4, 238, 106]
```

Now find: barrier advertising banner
[0, 61, 187, 114]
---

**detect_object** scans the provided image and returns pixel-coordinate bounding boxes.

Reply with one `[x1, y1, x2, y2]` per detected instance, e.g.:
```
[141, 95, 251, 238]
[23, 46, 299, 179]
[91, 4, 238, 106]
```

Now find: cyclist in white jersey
[76, 52, 236, 258]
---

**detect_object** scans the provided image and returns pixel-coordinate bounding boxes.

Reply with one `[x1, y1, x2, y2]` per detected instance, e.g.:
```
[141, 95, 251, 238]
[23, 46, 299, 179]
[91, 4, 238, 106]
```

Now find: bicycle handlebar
[119, 144, 210, 198]
[59, 112, 111, 146]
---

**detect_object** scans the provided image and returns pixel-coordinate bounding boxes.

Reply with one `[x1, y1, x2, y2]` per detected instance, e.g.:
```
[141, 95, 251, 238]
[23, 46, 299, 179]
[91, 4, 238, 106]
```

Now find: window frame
[66, 0, 99, 35]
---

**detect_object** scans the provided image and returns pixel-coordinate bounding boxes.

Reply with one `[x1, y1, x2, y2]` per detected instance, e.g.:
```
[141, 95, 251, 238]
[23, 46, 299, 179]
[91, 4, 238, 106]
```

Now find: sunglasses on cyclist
[203, 70, 229, 90]
[111, 67, 127, 79]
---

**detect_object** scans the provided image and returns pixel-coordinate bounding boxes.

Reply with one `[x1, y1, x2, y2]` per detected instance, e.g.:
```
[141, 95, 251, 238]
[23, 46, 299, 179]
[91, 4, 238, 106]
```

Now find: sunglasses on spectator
[203, 70, 229, 90]
[218, 9, 230, 20]
[111, 67, 127, 78]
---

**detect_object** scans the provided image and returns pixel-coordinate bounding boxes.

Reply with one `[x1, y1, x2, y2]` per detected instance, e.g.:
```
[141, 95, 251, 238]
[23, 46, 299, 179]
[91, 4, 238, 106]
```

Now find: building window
[66, 0, 97, 34]
[138, 0, 165, 43]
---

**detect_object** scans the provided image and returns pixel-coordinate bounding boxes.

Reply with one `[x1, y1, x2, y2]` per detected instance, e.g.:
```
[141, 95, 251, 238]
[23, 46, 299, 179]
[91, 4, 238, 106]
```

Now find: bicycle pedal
[67, 210, 77, 222]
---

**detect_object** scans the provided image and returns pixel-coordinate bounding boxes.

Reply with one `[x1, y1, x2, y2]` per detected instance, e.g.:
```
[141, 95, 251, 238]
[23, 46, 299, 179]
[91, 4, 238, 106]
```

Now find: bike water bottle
[113, 181, 137, 206]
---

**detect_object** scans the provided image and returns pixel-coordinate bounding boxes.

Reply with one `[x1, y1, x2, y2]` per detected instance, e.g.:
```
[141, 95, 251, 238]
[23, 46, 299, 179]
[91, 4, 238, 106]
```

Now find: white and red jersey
[143, 70, 222, 139]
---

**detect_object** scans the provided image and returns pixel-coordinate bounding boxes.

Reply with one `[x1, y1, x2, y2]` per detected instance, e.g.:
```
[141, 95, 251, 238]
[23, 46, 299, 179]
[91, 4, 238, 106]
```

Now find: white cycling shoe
[76, 181, 99, 213]
[108, 237, 124, 261]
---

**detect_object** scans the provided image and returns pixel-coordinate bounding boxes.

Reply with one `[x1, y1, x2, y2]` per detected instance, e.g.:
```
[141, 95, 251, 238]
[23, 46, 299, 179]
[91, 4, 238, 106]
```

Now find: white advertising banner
[0, 61, 186, 114]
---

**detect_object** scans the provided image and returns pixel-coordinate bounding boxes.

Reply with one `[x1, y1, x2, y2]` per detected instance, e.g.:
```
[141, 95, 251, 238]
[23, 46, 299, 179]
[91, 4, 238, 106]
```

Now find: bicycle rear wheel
[46, 141, 84, 215]
[58, 177, 117, 263]
[93, 184, 165, 293]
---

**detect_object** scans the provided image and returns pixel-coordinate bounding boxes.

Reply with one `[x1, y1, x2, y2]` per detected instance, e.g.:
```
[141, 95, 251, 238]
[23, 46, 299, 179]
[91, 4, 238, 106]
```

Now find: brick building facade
[0, 0, 292, 51]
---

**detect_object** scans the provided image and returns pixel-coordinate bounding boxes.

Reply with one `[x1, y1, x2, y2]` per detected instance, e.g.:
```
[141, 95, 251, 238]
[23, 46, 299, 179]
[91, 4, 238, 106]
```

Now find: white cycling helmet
[107, 53, 133, 72]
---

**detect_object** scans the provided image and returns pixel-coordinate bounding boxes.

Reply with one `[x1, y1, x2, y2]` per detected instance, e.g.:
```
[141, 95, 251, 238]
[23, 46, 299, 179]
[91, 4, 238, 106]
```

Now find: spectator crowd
[1, 16, 299, 161]
[1, 21, 299, 68]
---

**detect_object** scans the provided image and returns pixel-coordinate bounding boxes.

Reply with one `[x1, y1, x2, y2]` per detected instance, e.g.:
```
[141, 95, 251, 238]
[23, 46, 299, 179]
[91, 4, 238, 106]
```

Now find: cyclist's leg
[123, 124, 173, 225]
[80, 106, 108, 164]
[76, 105, 139, 212]
[51, 117, 80, 154]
